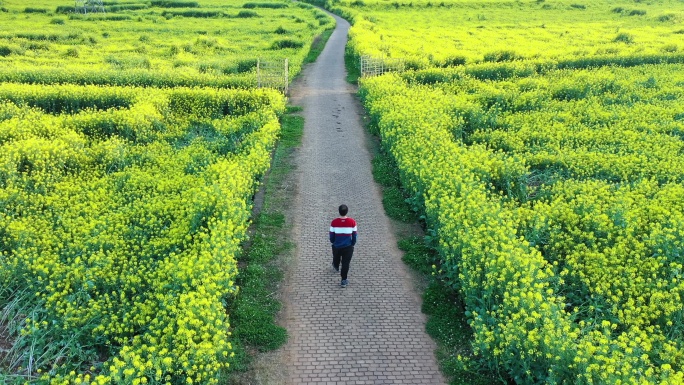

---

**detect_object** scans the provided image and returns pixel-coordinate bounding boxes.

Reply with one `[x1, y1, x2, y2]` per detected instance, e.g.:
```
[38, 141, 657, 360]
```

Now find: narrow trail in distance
[282, 11, 446, 385]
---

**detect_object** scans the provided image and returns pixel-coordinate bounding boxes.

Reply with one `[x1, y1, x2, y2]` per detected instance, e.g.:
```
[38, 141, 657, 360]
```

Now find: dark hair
[338, 204, 348, 216]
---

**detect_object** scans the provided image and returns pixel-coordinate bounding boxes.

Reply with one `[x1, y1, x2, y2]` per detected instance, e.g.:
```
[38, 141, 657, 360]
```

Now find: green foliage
[423, 281, 498, 385]
[271, 38, 304, 49]
[360, 62, 684, 384]
[150, 0, 200, 7]
[344, 46, 361, 84]
[382, 186, 416, 223]
[54, 5, 73, 13]
[395, 222, 501, 385]
[243, 2, 289, 9]
[320, 0, 684, 71]
[304, 27, 334, 64]
[0, 1, 336, 384]
[657, 13, 677, 22]
[227, 107, 303, 374]
[3, 0, 333, 90]
[106, 3, 148, 11]
[662, 44, 678, 53]
[398, 236, 436, 275]
[64, 47, 80, 58]
[23, 7, 47, 13]
[231, 252, 287, 346]
[0, 83, 287, 383]
[278, 114, 304, 146]
[6, 31, 82, 42]
[438, 55, 467, 67]
[613, 32, 634, 43]
[0, 67, 253, 88]
[483, 50, 524, 63]
[464, 62, 535, 81]
[69, 13, 133, 21]
[370, 150, 417, 223]
[236, 58, 258, 73]
[0, 86, 134, 116]
[162, 9, 225, 17]
[236, 10, 259, 17]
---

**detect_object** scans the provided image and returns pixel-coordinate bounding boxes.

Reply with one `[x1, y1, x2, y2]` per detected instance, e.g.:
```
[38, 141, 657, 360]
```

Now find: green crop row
[0, 66, 253, 88]
[420, 64, 684, 186]
[360, 66, 684, 384]
[0, 83, 286, 385]
[0, 0, 335, 88]
[315, 0, 684, 71]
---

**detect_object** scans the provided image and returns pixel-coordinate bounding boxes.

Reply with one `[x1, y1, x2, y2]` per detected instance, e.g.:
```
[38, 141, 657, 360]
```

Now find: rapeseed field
[0, 0, 332, 87]
[0, 0, 332, 383]
[334, 0, 684, 69]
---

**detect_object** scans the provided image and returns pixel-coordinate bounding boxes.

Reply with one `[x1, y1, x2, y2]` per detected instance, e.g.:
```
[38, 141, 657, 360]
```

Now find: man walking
[329, 204, 357, 288]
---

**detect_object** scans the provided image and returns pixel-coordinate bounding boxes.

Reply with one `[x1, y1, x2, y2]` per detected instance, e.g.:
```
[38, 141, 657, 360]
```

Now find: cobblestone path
[282, 12, 446, 385]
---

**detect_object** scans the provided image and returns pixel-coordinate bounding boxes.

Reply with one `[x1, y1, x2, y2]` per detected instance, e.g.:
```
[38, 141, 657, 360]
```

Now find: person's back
[330, 216, 357, 249]
[329, 204, 357, 287]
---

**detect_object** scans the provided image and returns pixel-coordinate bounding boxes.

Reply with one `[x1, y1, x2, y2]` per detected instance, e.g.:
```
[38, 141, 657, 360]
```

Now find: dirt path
[282, 12, 446, 385]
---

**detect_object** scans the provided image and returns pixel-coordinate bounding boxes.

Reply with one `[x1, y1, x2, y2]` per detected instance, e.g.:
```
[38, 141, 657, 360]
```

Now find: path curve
[282, 12, 446, 385]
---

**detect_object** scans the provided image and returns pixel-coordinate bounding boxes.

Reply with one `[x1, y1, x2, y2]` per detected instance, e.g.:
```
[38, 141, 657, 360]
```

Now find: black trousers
[332, 245, 354, 280]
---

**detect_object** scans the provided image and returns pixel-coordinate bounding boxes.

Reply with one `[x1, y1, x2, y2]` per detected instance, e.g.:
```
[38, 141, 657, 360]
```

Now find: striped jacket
[329, 217, 358, 249]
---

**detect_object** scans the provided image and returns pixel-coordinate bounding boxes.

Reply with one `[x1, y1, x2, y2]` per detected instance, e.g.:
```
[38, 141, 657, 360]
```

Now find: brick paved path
[283, 12, 446, 385]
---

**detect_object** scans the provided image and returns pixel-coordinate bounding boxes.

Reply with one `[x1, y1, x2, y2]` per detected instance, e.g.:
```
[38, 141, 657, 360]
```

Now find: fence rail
[360, 55, 405, 78]
[257, 58, 289, 94]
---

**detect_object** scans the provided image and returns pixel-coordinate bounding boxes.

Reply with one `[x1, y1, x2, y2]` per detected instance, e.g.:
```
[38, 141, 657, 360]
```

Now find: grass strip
[400, 236, 503, 385]
[224, 106, 304, 376]
[371, 151, 416, 223]
[371, 145, 503, 384]
[304, 28, 335, 65]
[344, 48, 361, 84]
[359, 54, 502, 383]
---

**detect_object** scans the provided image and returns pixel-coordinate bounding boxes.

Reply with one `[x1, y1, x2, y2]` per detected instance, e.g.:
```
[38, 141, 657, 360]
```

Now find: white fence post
[256, 58, 289, 94]
[284, 58, 289, 95]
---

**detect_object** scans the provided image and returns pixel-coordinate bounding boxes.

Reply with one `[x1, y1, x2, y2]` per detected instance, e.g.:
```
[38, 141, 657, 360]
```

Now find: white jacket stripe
[330, 227, 356, 234]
